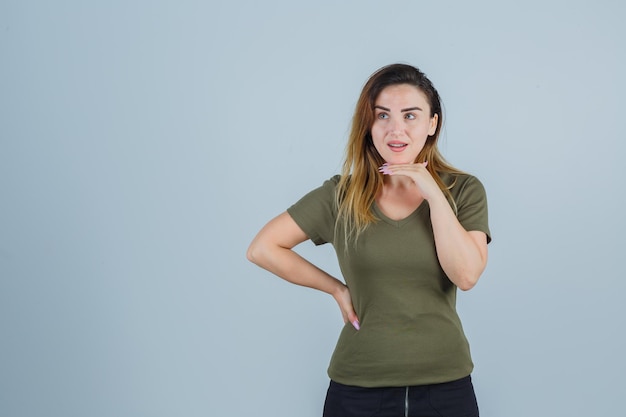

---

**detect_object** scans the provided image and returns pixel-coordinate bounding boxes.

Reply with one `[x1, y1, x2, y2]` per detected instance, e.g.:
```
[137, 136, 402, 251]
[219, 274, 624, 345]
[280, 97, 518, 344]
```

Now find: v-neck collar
[372, 200, 428, 227]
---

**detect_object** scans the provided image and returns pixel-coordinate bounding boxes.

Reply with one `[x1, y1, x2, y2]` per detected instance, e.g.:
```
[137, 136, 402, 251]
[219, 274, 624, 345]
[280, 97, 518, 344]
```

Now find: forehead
[375, 84, 429, 106]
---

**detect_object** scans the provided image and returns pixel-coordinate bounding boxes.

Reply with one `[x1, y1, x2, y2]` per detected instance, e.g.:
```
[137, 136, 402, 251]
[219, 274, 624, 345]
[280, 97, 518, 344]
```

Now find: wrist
[424, 187, 447, 206]
[330, 281, 348, 299]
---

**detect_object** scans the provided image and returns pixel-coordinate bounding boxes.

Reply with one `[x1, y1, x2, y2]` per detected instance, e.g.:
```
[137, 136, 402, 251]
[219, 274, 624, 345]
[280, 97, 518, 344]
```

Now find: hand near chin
[378, 161, 440, 200]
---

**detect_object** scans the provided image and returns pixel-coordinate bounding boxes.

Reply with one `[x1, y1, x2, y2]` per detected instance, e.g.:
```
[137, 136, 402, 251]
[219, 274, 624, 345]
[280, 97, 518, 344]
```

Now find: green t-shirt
[287, 173, 491, 387]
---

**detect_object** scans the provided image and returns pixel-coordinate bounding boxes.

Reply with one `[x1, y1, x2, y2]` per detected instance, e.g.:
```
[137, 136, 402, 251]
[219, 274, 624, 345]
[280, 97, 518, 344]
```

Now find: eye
[404, 113, 416, 120]
[377, 112, 389, 119]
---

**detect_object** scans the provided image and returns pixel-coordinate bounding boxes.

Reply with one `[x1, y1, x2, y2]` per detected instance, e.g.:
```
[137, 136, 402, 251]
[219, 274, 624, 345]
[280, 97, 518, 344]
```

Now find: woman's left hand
[380, 161, 488, 290]
[378, 162, 441, 201]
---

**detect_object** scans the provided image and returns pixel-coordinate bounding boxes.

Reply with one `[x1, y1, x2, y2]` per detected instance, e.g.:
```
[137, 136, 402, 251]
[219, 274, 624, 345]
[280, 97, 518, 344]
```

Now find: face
[371, 84, 438, 165]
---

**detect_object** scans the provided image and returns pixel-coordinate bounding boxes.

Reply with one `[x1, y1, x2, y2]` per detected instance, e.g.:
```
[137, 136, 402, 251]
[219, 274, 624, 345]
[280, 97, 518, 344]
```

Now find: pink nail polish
[352, 320, 360, 331]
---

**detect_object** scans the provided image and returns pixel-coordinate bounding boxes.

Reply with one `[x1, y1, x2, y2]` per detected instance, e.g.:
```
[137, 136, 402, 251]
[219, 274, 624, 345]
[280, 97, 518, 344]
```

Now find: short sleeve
[453, 175, 492, 243]
[286, 175, 340, 245]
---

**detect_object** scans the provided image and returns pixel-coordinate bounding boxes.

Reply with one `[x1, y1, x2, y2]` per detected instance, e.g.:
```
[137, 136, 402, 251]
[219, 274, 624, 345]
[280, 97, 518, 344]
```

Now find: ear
[428, 113, 438, 136]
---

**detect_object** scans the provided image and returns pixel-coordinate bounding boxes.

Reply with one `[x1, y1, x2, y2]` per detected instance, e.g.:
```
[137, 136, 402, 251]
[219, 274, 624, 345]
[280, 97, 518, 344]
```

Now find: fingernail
[352, 320, 360, 331]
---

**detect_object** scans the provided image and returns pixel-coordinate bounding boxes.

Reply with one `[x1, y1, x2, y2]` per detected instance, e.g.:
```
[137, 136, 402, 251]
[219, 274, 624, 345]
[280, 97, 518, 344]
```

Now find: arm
[246, 211, 360, 328]
[426, 194, 488, 290]
[380, 163, 488, 290]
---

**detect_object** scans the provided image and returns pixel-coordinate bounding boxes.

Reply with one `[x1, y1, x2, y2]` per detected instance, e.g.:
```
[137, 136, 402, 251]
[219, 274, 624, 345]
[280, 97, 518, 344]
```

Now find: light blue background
[1, 1, 625, 416]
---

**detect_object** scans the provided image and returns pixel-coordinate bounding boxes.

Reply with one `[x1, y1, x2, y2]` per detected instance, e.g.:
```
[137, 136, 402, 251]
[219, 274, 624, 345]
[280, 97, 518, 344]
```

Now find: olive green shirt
[287, 173, 491, 387]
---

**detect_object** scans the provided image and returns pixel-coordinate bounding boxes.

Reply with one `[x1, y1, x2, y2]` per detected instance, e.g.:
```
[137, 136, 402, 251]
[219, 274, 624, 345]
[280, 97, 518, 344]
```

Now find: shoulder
[325, 174, 342, 188]
[440, 171, 485, 191]
[440, 171, 491, 241]
[311, 174, 342, 197]
[439, 172, 488, 206]
[287, 175, 342, 245]
[291, 174, 342, 207]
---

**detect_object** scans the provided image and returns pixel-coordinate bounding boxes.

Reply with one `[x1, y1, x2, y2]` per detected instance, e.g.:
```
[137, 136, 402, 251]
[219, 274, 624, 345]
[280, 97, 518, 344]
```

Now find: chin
[388, 158, 414, 165]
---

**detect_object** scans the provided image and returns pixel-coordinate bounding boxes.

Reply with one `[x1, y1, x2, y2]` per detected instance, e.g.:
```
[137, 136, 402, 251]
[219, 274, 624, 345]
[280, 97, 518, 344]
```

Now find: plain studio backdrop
[1, 1, 625, 416]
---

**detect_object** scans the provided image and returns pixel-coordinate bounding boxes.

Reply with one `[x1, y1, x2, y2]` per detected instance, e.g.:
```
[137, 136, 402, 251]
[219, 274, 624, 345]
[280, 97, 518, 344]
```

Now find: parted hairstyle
[336, 63, 463, 245]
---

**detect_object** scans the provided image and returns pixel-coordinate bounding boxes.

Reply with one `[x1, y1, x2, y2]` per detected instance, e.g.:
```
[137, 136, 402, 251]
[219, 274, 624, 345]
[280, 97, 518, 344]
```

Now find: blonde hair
[336, 64, 464, 246]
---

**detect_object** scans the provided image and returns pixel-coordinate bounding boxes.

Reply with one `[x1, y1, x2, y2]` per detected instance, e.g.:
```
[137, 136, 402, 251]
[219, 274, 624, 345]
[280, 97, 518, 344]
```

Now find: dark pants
[322, 375, 479, 417]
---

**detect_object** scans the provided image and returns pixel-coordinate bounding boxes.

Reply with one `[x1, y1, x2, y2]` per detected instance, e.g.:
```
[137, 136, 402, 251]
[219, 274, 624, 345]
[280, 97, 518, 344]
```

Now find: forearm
[247, 242, 346, 297]
[428, 194, 487, 290]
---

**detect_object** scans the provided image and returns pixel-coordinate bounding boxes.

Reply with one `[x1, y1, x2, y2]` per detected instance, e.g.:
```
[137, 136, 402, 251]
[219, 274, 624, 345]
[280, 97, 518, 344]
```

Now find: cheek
[370, 129, 385, 152]
[370, 124, 383, 141]
[413, 123, 432, 137]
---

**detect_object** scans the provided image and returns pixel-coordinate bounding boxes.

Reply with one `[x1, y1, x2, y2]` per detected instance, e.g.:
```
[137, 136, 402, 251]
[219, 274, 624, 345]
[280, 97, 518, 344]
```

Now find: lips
[387, 141, 408, 152]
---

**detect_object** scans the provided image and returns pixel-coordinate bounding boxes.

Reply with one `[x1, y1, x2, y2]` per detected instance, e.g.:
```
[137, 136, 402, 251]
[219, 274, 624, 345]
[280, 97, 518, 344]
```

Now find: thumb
[346, 310, 360, 331]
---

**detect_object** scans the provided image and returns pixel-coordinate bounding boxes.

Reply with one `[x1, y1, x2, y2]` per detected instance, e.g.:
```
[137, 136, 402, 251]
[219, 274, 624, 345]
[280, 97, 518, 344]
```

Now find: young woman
[247, 63, 491, 417]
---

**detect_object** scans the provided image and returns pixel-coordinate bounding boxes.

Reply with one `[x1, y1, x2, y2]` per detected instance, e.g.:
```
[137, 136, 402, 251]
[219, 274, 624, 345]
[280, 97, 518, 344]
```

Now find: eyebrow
[374, 105, 423, 112]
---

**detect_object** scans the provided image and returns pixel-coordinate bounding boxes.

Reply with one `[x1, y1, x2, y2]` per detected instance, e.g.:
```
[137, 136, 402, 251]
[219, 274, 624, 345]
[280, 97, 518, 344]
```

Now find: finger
[337, 294, 360, 330]
[344, 306, 360, 330]
[378, 164, 393, 175]
[378, 162, 427, 173]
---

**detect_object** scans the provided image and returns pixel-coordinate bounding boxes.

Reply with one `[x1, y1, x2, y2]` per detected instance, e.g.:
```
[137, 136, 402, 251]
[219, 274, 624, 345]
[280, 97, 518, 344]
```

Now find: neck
[383, 175, 415, 190]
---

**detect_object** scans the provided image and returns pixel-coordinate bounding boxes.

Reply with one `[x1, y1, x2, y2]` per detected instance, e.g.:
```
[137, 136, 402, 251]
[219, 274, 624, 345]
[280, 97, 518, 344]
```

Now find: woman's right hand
[333, 284, 360, 330]
[248, 212, 360, 330]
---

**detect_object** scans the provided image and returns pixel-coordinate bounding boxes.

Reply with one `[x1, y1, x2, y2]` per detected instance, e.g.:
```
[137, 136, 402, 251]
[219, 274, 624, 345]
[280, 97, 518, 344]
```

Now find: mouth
[387, 141, 408, 152]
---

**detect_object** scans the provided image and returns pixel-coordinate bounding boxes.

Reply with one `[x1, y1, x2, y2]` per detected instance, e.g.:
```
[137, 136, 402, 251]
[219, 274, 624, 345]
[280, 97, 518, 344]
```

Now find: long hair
[336, 63, 463, 246]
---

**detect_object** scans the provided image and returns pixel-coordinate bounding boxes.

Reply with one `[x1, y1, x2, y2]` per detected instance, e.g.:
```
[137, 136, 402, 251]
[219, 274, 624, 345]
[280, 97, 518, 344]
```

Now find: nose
[389, 117, 404, 134]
